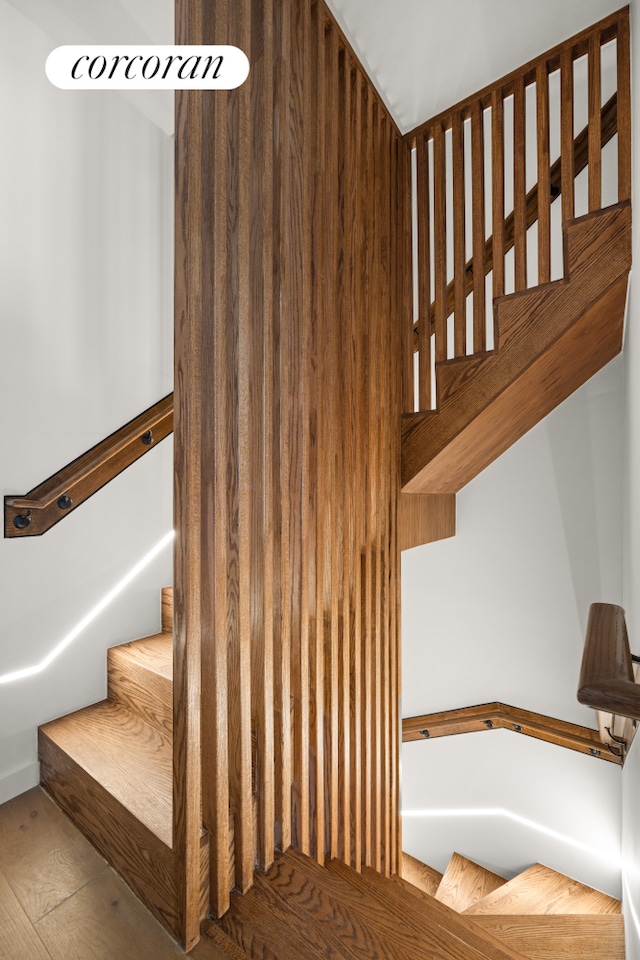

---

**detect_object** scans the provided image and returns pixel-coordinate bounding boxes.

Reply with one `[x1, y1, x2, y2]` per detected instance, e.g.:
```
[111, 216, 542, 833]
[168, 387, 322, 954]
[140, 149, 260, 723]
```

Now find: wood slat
[616, 13, 631, 202]
[560, 48, 575, 223]
[513, 74, 527, 291]
[588, 30, 602, 211]
[405, 6, 623, 141]
[471, 101, 486, 352]
[433, 123, 447, 362]
[536, 62, 551, 284]
[491, 90, 505, 302]
[412, 92, 619, 347]
[416, 133, 432, 408]
[452, 112, 466, 357]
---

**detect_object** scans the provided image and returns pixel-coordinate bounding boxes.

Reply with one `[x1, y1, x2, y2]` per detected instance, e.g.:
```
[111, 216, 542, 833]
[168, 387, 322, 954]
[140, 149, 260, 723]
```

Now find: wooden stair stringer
[464, 862, 621, 916]
[471, 915, 625, 960]
[402, 201, 631, 494]
[435, 851, 507, 913]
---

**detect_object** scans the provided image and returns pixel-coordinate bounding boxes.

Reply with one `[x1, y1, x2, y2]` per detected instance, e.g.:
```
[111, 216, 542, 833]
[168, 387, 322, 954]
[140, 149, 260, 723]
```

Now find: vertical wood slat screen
[405, 6, 631, 415]
[175, 0, 408, 930]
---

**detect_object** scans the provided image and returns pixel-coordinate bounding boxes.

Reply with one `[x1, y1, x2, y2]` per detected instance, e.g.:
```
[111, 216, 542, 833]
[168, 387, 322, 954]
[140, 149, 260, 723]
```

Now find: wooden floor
[0, 787, 226, 960]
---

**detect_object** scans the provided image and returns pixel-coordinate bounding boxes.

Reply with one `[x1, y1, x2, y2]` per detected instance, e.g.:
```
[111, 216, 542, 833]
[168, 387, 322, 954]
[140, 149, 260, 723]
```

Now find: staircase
[201, 847, 624, 960]
[402, 202, 632, 494]
[38, 588, 207, 944]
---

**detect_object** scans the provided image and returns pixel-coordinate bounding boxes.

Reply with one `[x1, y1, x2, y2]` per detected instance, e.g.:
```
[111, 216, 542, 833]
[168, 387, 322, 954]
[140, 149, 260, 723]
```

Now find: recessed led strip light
[0, 530, 174, 685]
[401, 807, 621, 867]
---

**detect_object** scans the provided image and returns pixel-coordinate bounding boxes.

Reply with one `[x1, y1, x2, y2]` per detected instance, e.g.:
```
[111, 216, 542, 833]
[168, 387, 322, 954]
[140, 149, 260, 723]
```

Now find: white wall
[402, 732, 622, 897]
[621, 1, 640, 955]
[402, 357, 623, 725]
[401, 271, 624, 893]
[0, 0, 173, 802]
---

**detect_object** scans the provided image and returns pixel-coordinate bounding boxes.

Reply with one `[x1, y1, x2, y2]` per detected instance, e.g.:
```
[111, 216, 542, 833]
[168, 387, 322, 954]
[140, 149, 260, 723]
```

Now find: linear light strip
[401, 806, 621, 866]
[0, 530, 174, 685]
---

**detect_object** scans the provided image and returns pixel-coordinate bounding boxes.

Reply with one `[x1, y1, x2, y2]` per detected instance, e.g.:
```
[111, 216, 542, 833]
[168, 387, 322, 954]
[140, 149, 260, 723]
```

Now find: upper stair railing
[4, 393, 173, 537]
[406, 6, 630, 414]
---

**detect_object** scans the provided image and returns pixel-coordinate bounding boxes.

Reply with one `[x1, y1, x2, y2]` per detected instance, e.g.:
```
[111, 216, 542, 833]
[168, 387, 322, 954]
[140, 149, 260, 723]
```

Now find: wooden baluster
[513, 75, 527, 291]
[617, 15, 631, 202]
[536, 61, 551, 285]
[588, 31, 601, 211]
[471, 101, 485, 353]
[491, 89, 505, 304]
[433, 122, 447, 363]
[416, 132, 432, 409]
[452, 111, 466, 358]
[560, 48, 574, 224]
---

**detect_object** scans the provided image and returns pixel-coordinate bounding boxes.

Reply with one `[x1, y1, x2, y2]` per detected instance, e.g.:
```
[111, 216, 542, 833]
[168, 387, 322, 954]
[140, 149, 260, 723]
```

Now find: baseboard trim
[0, 761, 39, 804]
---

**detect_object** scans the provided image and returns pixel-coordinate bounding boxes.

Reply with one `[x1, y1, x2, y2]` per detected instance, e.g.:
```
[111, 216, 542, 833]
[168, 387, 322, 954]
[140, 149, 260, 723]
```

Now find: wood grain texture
[411, 91, 620, 353]
[161, 587, 173, 634]
[174, 0, 405, 927]
[34, 867, 188, 960]
[561, 49, 574, 223]
[578, 602, 640, 721]
[0, 868, 51, 960]
[435, 852, 506, 913]
[398, 492, 456, 550]
[471, 915, 625, 960]
[5, 394, 173, 537]
[452, 111, 466, 357]
[0, 787, 105, 924]
[513, 74, 527, 292]
[402, 701, 622, 764]
[416, 131, 432, 408]
[491, 90, 505, 302]
[400, 851, 443, 897]
[588, 31, 602, 212]
[405, 7, 624, 142]
[464, 863, 621, 916]
[401, 203, 631, 493]
[471, 100, 486, 351]
[536, 62, 551, 284]
[616, 11, 631, 201]
[108, 633, 173, 736]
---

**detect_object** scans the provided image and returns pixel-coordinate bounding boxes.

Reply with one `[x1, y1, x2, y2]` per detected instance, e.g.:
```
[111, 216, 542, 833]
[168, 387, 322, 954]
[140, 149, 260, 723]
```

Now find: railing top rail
[577, 602, 640, 721]
[405, 5, 628, 142]
[5, 392, 173, 537]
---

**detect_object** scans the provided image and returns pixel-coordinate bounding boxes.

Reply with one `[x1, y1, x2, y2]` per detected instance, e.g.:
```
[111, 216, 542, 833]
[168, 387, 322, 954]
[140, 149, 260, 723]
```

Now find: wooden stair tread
[471, 915, 625, 960]
[400, 850, 443, 896]
[40, 700, 172, 847]
[110, 633, 173, 679]
[436, 852, 507, 912]
[464, 863, 621, 916]
[326, 856, 530, 960]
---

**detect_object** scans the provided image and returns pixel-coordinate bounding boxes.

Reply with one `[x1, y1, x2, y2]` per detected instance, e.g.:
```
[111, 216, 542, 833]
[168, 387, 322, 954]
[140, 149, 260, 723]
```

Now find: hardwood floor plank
[0, 867, 52, 960]
[34, 868, 186, 960]
[0, 787, 105, 923]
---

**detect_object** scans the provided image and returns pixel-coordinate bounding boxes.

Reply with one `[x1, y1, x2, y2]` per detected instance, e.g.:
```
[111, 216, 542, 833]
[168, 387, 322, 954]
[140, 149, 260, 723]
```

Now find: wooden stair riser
[161, 587, 173, 634]
[436, 852, 507, 913]
[107, 637, 173, 737]
[402, 202, 631, 493]
[400, 850, 443, 896]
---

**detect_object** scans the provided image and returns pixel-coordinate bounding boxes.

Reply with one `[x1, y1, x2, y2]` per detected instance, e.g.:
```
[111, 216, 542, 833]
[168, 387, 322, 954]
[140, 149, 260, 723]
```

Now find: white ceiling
[325, 0, 627, 133]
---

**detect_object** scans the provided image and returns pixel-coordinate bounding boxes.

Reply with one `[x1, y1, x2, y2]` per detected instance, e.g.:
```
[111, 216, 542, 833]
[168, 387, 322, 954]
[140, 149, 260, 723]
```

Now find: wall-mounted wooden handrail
[578, 603, 640, 722]
[411, 92, 619, 350]
[403, 701, 622, 764]
[4, 393, 173, 537]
